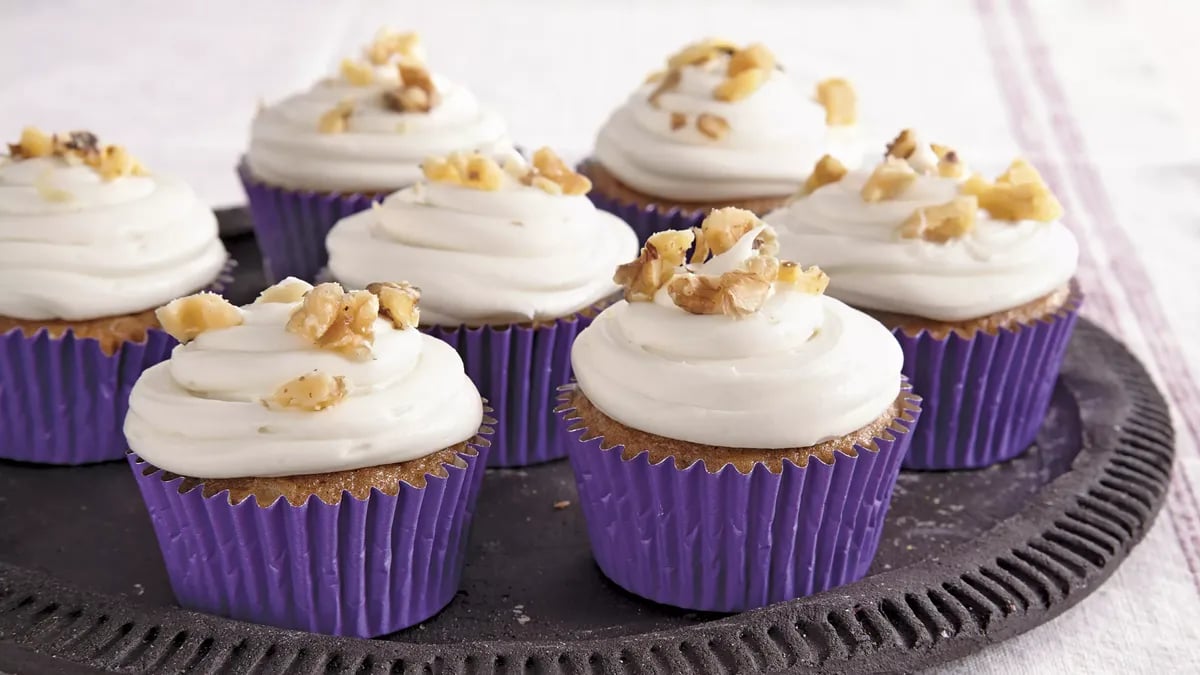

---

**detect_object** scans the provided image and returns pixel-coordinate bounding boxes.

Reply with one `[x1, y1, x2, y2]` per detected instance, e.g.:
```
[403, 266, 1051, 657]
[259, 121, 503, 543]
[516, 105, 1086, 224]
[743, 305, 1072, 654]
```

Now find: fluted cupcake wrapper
[557, 383, 920, 613]
[0, 261, 235, 465]
[425, 310, 599, 467]
[238, 162, 378, 283]
[127, 432, 491, 637]
[896, 290, 1082, 471]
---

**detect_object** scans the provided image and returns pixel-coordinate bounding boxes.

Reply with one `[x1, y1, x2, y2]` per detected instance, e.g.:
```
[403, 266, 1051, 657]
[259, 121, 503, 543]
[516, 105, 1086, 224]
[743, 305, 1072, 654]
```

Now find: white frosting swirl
[593, 54, 862, 202]
[768, 169, 1079, 321]
[0, 156, 228, 321]
[326, 168, 639, 326]
[571, 228, 902, 449]
[247, 68, 510, 192]
[124, 297, 484, 479]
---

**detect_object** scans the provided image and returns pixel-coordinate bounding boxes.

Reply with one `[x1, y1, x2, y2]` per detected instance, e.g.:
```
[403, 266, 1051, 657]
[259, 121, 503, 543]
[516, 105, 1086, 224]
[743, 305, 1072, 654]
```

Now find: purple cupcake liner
[896, 289, 1082, 471]
[425, 308, 601, 468]
[127, 429, 491, 637]
[238, 162, 379, 283]
[0, 261, 236, 466]
[557, 383, 920, 612]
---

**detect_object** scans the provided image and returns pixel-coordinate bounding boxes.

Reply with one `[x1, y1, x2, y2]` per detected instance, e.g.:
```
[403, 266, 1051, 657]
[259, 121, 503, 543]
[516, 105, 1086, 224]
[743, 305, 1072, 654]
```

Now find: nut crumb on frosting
[861, 157, 917, 202]
[613, 229, 695, 302]
[340, 58, 375, 86]
[802, 154, 848, 195]
[728, 43, 775, 76]
[667, 269, 771, 317]
[265, 371, 348, 412]
[318, 100, 355, 134]
[367, 281, 420, 329]
[667, 38, 738, 70]
[384, 63, 438, 113]
[778, 261, 830, 294]
[696, 113, 730, 140]
[884, 128, 919, 160]
[815, 78, 857, 126]
[525, 147, 591, 195]
[670, 112, 687, 130]
[714, 67, 766, 102]
[647, 68, 682, 108]
[256, 278, 314, 304]
[6, 127, 147, 181]
[962, 158, 1062, 222]
[365, 29, 422, 66]
[898, 196, 979, 243]
[286, 282, 378, 361]
[156, 292, 244, 344]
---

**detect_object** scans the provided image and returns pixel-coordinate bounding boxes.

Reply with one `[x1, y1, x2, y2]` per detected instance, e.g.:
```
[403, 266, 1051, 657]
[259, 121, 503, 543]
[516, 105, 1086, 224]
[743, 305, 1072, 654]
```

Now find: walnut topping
[367, 281, 420, 329]
[384, 63, 439, 113]
[815, 78, 857, 125]
[8, 127, 53, 158]
[520, 147, 591, 196]
[933, 145, 964, 178]
[670, 112, 687, 131]
[463, 154, 504, 191]
[318, 100, 355, 134]
[667, 270, 772, 317]
[898, 196, 978, 243]
[365, 29, 422, 66]
[7, 127, 146, 181]
[156, 292, 244, 344]
[285, 282, 378, 361]
[694, 207, 760, 260]
[645, 70, 667, 84]
[613, 229, 695, 302]
[696, 113, 729, 140]
[340, 59, 375, 86]
[421, 152, 503, 191]
[860, 157, 917, 202]
[96, 146, 145, 181]
[802, 154, 848, 195]
[728, 43, 775, 77]
[667, 38, 738, 70]
[647, 68, 682, 108]
[885, 129, 918, 160]
[256, 278, 314, 304]
[714, 68, 766, 102]
[962, 159, 1062, 222]
[266, 371, 347, 412]
[777, 261, 830, 294]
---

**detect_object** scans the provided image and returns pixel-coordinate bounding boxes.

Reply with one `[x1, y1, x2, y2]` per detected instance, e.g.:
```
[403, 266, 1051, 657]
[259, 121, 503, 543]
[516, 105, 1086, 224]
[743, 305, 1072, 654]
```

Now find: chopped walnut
[667, 38, 738, 70]
[753, 226, 780, 257]
[422, 153, 466, 184]
[645, 70, 667, 84]
[741, 253, 780, 282]
[885, 129, 918, 160]
[714, 68, 766, 102]
[156, 292, 244, 344]
[699, 207, 761, 257]
[340, 59, 375, 86]
[367, 281, 420, 329]
[777, 262, 830, 294]
[728, 43, 775, 77]
[365, 29, 422, 66]
[285, 283, 377, 361]
[815, 78, 857, 126]
[861, 157, 917, 202]
[667, 270, 772, 317]
[898, 196, 978, 243]
[7, 128, 145, 181]
[614, 230, 695, 302]
[936, 147, 964, 178]
[524, 147, 591, 196]
[384, 64, 438, 113]
[8, 127, 54, 158]
[696, 113, 729, 140]
[256, 278, 314, 304]
[670, 112, 687, 131]
[962, 159, 1062, 222]
[266, 371, 348, 412]
[96, 145, 147, 181]
[531, 176, 563, 195]
[318, 100, 355, 134]
[802, 154, 848, 195]
[463, 154, 504, 191]
[647, 68, 682, 108]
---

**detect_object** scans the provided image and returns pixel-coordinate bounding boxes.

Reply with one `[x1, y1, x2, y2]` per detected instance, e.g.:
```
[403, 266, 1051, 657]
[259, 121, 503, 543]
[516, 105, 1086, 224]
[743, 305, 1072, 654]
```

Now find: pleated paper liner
[0, 259, 237, 465]
[128, 422, 493, 638]
[425, 304, 606, 468]
[557, 383, 920, 613]
[895, 287, 1082, 471]
[237, 162, 381, 283]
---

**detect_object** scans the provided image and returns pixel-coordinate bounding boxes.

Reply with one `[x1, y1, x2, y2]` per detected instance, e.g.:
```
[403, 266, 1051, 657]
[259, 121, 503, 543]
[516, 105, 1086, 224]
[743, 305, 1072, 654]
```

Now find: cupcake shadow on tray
[0, 30, 1083, 638]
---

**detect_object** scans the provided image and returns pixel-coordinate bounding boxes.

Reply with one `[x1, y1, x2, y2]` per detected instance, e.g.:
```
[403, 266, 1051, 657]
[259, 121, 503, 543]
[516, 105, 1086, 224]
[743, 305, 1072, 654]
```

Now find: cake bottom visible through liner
[866, 284, 1075, 339]
[580, 160, 794, 217]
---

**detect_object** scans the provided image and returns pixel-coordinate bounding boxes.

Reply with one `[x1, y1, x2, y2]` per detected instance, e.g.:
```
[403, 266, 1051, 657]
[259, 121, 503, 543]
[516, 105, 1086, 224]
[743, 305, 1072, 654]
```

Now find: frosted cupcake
[241, 29, 511, 282]
[558, 209, 919, 611]
[125, 279, 490, 637]
[0, 127, 229, 464]
[769, 130, 1082, 469]
[327, 148, 638, 466]
[582, 38, 862, 242]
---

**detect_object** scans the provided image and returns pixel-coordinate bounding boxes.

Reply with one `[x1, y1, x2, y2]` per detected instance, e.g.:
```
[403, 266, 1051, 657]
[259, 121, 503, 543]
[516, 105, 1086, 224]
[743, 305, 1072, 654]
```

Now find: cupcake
[125, 279, 490, 637]
[0, 127, 229, 465]
[581, 37, 863, 243]
[558, 209, 919, 612]
[327, 148, 638, 466]
[241, 29, 511, 282]
[768, 130, 1082, 470]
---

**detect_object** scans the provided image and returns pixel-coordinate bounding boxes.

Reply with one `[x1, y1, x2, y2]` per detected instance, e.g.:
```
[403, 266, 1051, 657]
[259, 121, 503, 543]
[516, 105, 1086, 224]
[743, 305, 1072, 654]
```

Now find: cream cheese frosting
[246, 33, 510, 193]
[769, 135, 1079, 322]
[0, 135, 227, 322]
[572, 216, 902, 449]
[327, 150, 639, 326]
[124, 281, 484, 479]
[592, 40, 863, 202]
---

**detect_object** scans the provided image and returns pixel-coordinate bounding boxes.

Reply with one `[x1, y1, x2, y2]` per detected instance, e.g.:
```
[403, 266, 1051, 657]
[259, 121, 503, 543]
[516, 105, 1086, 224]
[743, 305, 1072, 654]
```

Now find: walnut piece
[463, 154, 503, 191]
[8, 128, 146, 181]
[257, 278, 314, 304]
[815, 78, 857, 125]
[753, 226, 780, 257]
[885, 129, 918, 160]
[861, 157, 917, 202]
[714, 68, 766, 102]
[367, 281, 421, 329]
[777, 262, 830, 294]
[365, 29, 422, 65]
[802, 154, 848, 195]
[318, 100, 355, 134]
[670, 112, 687, 131]
[962, 159, 1062, 222]
[898, 196, 978, 243]
[156, 292, 244, 344]
[384, 63, 439, 113]
[285, 283, 378, 361]
[741, 253, 780, 282]
[696, 113, 729, 140]
[700, 207, 760, 257]
[524, 147, 591, 196]
[932, 144, 964, 178]
[422, 153, 466, 184]
[667, 270, 772, 317]
[8, 127, 54, 158]
[667, 38, 737, 69]
[96, 146, 146, 181]
[614, 229, 695, 302]
[422, 152, 503, 191]
[728, 43, 775, 77]
[266, 371, 348, 412]
[340, 59, 375, 86]
[647, 68, 682, 108]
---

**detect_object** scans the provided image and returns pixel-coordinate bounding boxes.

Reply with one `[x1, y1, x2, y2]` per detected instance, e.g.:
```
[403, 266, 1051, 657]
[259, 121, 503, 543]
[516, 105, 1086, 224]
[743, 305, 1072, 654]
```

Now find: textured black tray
[0, 222, 1175, 674]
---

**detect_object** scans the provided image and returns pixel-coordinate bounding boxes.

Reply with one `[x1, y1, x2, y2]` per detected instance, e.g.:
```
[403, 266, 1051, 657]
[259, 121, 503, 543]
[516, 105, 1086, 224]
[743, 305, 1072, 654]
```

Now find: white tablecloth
[3, 1, 1199, 672]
